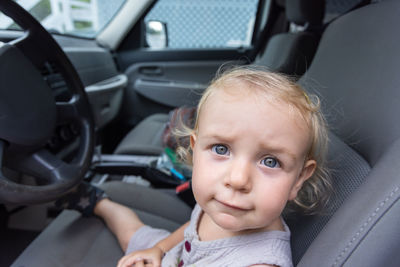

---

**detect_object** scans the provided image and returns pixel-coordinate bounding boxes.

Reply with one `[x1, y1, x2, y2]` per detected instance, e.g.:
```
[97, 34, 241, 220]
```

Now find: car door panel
[117, 32, 250, 125]
[134, 78, 205, 107]
[120, 59, 245, 126]
[127, 60, 229, 104]
[117, 48, 250, 71]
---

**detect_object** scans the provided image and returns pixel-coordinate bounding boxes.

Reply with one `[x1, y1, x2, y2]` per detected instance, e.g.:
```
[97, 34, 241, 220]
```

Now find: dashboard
[0, 30, 127, 155]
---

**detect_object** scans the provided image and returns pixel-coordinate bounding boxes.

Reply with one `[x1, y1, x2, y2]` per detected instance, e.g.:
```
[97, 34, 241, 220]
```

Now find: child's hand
[117, 246, 165, 267]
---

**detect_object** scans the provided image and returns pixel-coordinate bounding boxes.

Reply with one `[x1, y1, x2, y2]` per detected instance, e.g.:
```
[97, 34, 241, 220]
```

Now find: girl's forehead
[205, 83, 290, 111]
[198, 83, 312, 138]
[207, 83, 265, 102]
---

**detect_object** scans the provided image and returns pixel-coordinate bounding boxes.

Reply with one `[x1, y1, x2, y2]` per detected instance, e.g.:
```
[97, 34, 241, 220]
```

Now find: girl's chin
[212, 213, 283, 235]
[211, 213, 252, 234]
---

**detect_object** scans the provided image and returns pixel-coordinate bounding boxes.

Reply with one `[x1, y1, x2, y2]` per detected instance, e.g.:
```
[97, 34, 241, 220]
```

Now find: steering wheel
[0, 1, 94, 204]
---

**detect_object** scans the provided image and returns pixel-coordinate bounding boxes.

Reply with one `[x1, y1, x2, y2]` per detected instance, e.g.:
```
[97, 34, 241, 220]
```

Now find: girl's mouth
[215, 199, 250, 211]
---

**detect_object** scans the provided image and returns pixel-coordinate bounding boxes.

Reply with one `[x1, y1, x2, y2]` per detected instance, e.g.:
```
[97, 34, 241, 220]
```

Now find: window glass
[144, 0, 259, 49]
[0, 0, 126, 38]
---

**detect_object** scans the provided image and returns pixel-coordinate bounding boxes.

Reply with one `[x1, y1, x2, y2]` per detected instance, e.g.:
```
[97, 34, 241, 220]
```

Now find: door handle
[138, 66, 163, 76]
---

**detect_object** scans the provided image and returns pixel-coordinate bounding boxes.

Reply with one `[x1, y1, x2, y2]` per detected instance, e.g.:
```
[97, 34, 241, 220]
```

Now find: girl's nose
[224, 158, 252, 192]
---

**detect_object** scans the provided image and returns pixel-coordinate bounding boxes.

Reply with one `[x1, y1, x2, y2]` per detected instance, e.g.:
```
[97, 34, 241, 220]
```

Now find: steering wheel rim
[0, 1, 95, 204]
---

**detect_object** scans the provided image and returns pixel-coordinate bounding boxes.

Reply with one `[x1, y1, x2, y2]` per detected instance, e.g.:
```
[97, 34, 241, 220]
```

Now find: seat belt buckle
[176, 181, 190, 193]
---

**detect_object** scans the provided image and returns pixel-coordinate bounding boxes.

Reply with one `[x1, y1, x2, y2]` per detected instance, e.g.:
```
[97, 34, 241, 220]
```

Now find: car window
[0, 0, 126, 38]
[144, 0, 260, 49]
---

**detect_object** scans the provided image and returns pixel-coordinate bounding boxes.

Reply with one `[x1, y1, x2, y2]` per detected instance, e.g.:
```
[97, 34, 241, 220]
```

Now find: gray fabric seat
[114, 0, 324, 156]
[12, 182, 192, 267]
[13, 1, 400, 266]
[295, 1, 400, 265]
[287, 132, 371, 264]
[114, 113, 168, 155]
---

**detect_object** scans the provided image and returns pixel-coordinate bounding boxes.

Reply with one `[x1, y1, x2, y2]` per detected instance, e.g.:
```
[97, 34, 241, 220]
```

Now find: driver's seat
[13, 1, 400, 266]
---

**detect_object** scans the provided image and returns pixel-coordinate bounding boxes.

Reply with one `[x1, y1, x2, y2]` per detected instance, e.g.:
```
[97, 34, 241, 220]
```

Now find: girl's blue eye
[261, 157, 280, 168]
[212, 144, 229, 155]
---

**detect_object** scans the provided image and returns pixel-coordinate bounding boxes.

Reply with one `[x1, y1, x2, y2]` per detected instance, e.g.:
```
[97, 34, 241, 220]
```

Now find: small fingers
[116, 246, 163, 267]
[134, 259, 145, 267]
[117, 255, 142, 267]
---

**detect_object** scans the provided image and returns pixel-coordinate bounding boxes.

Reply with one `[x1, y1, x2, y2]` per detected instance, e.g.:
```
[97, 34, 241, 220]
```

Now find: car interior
[1, 0, 400, 266]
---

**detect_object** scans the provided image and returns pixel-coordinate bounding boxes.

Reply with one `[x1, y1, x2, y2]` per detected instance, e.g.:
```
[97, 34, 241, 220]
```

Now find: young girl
[59, 66, 330, 267]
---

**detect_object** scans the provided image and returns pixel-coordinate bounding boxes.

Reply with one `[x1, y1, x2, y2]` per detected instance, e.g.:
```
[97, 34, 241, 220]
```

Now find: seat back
[289, 1, 400, 265]
[256, 0, 325, 76]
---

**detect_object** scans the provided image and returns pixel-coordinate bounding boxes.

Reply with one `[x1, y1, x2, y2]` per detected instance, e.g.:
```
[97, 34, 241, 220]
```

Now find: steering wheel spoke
[19, 149, 77, 184]
[0, 146, 81, 204]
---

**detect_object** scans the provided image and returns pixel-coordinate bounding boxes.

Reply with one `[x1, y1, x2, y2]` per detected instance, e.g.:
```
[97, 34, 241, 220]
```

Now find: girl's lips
[215, 199, 250, 211]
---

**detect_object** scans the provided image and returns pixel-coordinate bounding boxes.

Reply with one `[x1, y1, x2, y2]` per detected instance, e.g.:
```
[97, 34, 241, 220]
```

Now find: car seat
[113, 0, 325, 156]
[13, 0, 400, 266]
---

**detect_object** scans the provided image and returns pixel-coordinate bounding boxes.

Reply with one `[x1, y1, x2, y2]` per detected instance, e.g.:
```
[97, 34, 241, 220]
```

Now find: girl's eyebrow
[199, 132, 234, 143]
[261, 146, 297, 161]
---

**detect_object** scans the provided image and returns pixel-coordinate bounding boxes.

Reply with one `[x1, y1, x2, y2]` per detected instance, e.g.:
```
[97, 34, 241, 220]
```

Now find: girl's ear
[190, 134, 197, 150]
[289, 159, 316, 201]
[190, 134, 197, 162]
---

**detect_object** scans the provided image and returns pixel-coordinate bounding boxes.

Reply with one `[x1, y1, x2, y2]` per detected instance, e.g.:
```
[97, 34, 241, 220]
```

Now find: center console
[90, 154, 186, 188]
[88, 153, 196, 207]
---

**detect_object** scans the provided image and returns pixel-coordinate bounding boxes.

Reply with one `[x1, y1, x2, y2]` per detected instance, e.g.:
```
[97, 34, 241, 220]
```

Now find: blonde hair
[174, 65, 331, 214]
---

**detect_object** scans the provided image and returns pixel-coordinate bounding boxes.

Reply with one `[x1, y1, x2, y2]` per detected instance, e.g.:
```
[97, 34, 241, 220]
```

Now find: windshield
[0, 0, 126, 38]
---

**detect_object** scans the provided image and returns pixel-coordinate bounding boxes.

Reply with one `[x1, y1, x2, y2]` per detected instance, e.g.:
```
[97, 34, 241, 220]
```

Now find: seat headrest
[299, 0, 400, 165]
[285, 0, 325, 25]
